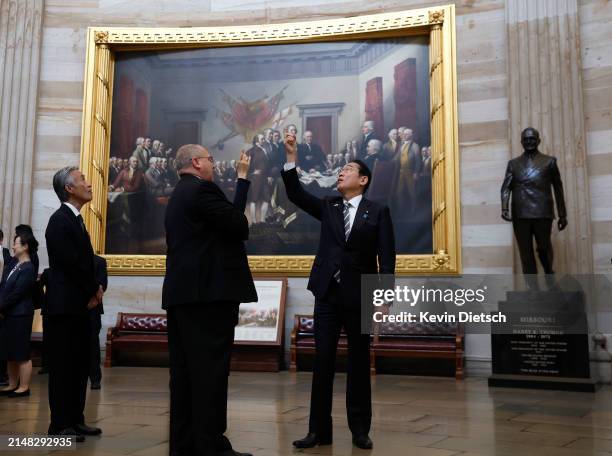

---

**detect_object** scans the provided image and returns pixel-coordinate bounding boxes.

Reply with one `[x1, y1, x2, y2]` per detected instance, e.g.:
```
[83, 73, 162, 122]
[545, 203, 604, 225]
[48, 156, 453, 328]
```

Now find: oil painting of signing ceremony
[105, 37, 432, 255]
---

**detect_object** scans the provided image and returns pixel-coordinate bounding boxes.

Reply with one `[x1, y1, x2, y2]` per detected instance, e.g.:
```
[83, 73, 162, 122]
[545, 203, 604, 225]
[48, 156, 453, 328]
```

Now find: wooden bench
[373, 320, 464, 379]
[290, 315, 464, 379]
[105, 312, 168, 367]
[105, 312, 284, 371]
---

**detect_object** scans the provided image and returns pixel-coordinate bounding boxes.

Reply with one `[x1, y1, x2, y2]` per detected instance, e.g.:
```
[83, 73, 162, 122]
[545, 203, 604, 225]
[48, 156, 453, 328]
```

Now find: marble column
[0, 0, 44, 238]
[506, 0, 593, 274]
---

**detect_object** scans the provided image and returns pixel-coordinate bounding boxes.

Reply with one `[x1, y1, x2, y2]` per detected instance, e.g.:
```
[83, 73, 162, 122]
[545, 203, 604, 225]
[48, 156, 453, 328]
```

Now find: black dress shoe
[90, 381, 101, 390]
[7, 389, 30, 398]
[0, 388, 17, 396]
[74, 424, 102, 435]
[292, 433, 332, 448]
[38, 368, 48, 375]
[49, 428, 85, 443]
[353, 434, 373, 449]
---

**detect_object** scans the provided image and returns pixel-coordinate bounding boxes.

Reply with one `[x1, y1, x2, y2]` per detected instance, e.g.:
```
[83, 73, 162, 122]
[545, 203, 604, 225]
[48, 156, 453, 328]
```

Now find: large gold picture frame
[79, 5, 460, 276]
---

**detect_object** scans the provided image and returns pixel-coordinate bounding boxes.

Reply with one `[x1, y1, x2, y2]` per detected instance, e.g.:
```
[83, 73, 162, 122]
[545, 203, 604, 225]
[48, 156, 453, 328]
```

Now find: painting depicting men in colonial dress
[105, 37, 432, 256]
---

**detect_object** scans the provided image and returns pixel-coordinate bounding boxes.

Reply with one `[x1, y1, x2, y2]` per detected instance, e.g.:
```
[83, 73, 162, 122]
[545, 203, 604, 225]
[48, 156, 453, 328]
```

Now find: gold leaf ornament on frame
[432, 250, 451, 270]
[429, 10, 445, 24]
[94, 30, 109, 43]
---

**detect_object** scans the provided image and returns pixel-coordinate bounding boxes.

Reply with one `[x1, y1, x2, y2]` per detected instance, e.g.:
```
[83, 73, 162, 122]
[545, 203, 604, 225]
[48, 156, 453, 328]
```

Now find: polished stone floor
[1, 368, 612, 455]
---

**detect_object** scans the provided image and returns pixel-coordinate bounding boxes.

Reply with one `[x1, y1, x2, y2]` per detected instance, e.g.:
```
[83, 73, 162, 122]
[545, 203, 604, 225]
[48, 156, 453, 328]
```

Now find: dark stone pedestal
[488, 290, 597, 392]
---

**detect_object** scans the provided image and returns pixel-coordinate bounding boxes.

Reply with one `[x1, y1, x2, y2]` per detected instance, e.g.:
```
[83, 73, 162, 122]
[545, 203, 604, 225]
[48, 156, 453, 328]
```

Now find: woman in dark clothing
[0, 232, 38, 397]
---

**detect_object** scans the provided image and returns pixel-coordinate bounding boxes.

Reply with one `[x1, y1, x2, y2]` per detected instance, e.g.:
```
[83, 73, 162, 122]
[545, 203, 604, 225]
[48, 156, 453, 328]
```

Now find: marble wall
[581, 0, 612, 274]
[15, 0, 612, 374]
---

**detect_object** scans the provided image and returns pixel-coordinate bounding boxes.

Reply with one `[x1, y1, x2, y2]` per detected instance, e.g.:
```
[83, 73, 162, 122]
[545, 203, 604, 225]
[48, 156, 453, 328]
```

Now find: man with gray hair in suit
[45, 166, 103, 441]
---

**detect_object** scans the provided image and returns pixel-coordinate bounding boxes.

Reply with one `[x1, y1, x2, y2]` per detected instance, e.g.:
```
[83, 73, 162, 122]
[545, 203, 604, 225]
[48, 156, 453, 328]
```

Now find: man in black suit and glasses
[45, 166, 103, 441]
[281, 131, 396, 450]
[163, 144, 257, 456]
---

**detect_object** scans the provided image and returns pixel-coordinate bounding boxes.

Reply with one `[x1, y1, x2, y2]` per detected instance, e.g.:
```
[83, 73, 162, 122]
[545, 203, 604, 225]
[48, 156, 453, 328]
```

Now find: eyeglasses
[193, 155, 214, 163]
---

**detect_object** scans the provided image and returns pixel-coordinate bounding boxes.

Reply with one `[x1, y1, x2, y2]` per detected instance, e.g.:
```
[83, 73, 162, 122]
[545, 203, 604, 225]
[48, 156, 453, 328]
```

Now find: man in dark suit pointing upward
[281, 131, 396, 450]
[163, 144, 257, 456]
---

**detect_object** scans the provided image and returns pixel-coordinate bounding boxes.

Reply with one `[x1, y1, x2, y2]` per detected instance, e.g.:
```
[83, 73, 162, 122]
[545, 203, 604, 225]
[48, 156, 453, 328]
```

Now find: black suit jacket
[1, 247, 10, 266]
[501, 151, 567, 220]
[358, 133, 378, 160]
[281, 167, 396, 305]
[0, 261, 36, 316]
[268, 143, 285, 175]
[91, 255, 108, 315]
[162, 174, 258, 309]
[297, 143, 326, 171]
[44, 204, 98, 315]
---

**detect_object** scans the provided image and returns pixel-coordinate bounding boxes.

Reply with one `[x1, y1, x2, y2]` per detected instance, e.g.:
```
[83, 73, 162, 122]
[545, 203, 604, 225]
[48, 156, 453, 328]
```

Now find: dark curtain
[133, 89, 149, 140]
[364, 77, 384, 140]
[116, 76, 134, 158]
[393, 58, 417, 132]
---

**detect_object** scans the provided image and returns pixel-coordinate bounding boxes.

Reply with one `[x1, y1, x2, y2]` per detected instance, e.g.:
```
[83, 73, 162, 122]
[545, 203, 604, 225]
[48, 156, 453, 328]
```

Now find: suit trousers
[167, 302, 239, 456]
[88, 312, 102, 384]
[309, 280, 372, 438]
[0, 319, 7, 380]
[512, 218, 554, 274]
[45, 314, 90, 432]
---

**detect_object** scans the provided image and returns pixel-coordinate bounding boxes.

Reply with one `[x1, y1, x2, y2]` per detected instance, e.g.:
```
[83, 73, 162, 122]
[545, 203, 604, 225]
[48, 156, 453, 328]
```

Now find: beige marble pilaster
[506, 0, 592, 274]
[0, 0, 44, 237]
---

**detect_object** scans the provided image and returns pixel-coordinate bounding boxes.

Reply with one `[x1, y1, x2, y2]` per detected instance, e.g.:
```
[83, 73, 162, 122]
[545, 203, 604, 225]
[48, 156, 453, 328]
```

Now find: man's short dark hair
[349, 159, 371, 193]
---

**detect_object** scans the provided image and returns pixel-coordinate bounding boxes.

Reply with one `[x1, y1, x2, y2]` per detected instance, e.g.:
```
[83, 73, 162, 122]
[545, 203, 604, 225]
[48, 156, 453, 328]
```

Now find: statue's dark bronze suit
[501, 128, 567, 275]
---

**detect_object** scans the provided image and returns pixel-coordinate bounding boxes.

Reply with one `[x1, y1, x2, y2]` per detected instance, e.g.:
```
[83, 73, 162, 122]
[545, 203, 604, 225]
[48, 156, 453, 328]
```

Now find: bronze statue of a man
[501, 127, 567, 275]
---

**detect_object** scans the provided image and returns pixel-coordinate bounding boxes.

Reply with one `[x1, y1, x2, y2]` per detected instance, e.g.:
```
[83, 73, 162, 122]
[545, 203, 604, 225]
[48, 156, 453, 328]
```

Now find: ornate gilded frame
[80, 5, 461, 276]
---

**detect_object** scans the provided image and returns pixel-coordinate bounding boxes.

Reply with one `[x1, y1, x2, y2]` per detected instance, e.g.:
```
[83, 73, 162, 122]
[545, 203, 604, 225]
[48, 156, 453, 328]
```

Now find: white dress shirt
[63, 202, 81, 218]
[284, 161, 362, 234]
[343, 194, 362, 234]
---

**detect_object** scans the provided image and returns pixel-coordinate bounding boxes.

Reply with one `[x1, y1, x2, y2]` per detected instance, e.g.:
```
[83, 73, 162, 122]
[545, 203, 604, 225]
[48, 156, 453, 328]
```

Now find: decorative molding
[98, 12, 432, 46]
[432, 249, 451, 271]
[106, 254, 450, 276]
[95, 30, 109, 43]
[428, 10, 445, 25]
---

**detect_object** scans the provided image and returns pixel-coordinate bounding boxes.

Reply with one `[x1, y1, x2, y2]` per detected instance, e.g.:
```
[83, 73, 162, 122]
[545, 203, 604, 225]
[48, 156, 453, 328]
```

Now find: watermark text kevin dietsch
[370, 285, 507, 324]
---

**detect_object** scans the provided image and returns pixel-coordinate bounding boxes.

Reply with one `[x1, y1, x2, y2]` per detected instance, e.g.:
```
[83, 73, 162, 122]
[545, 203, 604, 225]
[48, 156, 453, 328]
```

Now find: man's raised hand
[284, 130, 297, 164]
[237, 151, 251, 179]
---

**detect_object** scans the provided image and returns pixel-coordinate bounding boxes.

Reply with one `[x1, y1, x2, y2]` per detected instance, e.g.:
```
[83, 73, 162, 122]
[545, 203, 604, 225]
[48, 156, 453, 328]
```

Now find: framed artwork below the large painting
[79, 5, 461, 276]
[235, 277, 287, 346]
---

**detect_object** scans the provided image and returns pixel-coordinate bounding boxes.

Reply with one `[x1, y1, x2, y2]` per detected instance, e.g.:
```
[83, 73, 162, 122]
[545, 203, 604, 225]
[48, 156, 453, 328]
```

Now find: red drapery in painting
[364, 77, 384, 140]
[133, 89, 149, 142]
[116, 76, 134, 158]
[393, 58, 417, 132]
